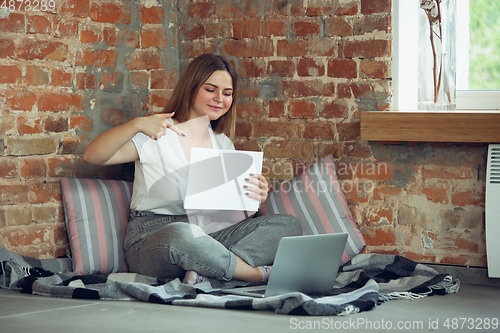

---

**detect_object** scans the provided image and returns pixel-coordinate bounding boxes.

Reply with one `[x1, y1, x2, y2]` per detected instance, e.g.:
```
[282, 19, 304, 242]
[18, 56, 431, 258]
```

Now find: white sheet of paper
[183, 148, 263, 212]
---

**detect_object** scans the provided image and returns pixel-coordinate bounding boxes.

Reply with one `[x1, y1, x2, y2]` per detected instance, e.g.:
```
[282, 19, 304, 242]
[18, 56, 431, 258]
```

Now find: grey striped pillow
[60, 178, 133, 275]
[259, 154, 365, 263]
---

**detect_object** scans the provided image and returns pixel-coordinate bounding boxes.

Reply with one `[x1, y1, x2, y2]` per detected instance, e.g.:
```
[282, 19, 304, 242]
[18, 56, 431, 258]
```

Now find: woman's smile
[208, 105, 223, 111]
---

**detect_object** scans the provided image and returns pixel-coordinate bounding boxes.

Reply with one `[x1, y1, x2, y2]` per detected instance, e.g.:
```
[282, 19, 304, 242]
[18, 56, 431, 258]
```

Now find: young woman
[83, 54, 302, 284]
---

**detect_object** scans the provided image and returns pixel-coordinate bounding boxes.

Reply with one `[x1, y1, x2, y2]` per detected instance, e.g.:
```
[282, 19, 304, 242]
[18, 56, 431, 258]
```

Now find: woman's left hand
[243, 173, 269, 204]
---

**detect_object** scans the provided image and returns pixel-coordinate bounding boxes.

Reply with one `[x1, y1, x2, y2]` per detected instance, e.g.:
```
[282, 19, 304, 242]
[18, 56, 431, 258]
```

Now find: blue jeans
[123, 211, 302, 281]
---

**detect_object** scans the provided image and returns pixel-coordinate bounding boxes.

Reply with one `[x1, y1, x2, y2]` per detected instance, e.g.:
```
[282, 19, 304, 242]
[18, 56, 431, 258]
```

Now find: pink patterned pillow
[60, 178, 133, 275]
[259, 154, 365, 263]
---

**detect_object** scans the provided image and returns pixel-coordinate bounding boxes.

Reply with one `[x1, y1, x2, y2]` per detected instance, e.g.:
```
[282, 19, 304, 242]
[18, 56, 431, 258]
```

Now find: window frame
[360, 0, 500, 143]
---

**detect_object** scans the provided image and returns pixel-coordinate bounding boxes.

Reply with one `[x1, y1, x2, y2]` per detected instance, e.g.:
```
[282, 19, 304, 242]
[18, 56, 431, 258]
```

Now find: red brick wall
[0, 0, 488, 267]
[0, 0, 178, 257]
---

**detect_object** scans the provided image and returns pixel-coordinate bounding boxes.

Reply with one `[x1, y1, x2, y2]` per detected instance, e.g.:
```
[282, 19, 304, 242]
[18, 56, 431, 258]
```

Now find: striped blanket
[1, 247, 459, 316]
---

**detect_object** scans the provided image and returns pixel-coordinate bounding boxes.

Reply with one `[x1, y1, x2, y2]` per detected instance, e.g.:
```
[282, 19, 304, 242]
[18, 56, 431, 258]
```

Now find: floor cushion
[258, 154, 366, 263]
[60, 178, 133, 275]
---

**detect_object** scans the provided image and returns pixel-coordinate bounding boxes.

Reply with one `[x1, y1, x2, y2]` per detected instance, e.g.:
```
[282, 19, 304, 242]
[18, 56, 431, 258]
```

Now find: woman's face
[189, 70, 234, 121]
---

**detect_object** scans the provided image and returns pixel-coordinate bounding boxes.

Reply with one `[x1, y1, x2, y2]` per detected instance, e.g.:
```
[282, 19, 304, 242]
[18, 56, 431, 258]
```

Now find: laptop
[222, 233, 349, 298]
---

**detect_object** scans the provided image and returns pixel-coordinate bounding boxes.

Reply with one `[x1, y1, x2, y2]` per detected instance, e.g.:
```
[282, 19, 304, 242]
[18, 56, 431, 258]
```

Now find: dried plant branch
[421, 0, 444, 104]
[429, 21, 438, 102]
[435, 0, 443, 103]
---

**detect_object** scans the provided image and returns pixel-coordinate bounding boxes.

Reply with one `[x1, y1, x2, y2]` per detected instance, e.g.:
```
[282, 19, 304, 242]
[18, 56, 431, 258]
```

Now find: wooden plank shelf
[360, 111, 500, 143]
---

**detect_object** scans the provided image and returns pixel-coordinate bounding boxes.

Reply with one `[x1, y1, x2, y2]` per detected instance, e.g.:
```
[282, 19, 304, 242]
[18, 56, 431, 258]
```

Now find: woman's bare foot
[182, 270, 209, 285]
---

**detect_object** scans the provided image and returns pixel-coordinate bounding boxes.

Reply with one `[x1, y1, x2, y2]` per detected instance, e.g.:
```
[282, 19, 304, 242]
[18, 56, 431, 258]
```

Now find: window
[392, 0, 500, 111]
[457, 0, 500, 109]
[361, 0, 500, 143]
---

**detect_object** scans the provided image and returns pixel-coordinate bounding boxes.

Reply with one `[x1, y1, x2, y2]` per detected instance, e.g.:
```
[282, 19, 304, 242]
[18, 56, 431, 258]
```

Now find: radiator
[486, 144, 500, 278]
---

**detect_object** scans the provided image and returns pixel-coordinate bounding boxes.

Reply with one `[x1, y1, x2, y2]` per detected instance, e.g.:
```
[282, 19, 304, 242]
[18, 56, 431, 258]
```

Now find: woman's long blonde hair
[162, 54, 238, 138]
